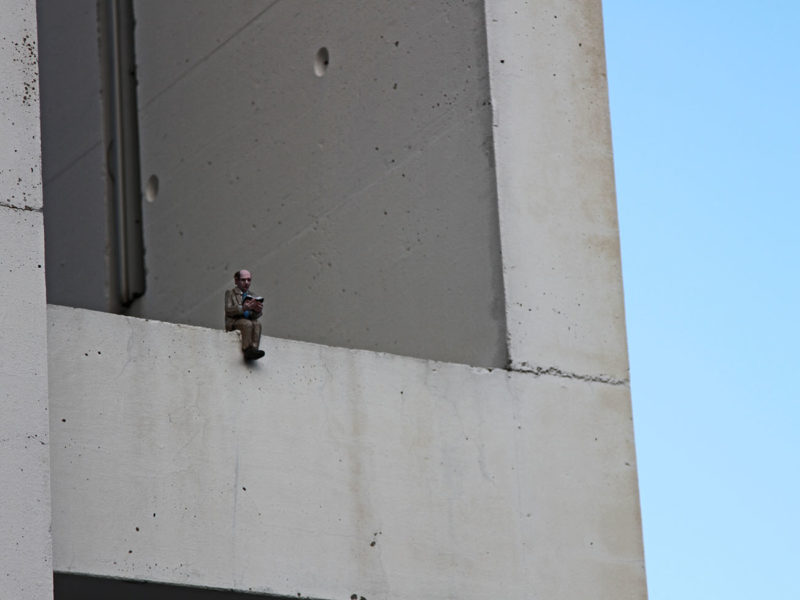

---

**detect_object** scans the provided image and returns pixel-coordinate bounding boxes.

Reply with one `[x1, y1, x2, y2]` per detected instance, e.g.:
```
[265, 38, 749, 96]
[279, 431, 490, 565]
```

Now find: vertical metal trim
[104, 0, 145, 306]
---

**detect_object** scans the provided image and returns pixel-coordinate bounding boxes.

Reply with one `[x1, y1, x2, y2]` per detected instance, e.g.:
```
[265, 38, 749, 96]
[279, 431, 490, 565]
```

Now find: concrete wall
[36, 0, 508, 368]
[36, 0, 628, 378]
[6, 1, 642, 598]
[128, 0, 507, 368]
[48, 306, 646, 600]
[0, 1, 53, 598]
[486, 0, 628, 380]
[37, 0, 112, 312]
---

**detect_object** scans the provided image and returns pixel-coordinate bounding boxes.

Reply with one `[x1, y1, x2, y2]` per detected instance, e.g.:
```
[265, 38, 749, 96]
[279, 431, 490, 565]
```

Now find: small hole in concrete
[145, 174, 159, 203]
[314, 47, 329, 77]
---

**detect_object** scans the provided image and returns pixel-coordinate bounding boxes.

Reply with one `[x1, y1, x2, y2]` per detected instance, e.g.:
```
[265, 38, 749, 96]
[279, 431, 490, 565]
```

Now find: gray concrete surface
[37, 0, 112, 312]
[49, 305, 646, 600]
[128, 0, 507, 368]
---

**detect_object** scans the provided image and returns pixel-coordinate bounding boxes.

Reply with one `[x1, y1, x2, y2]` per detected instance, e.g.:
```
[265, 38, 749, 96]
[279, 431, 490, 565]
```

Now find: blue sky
[603, 2, 800, 598]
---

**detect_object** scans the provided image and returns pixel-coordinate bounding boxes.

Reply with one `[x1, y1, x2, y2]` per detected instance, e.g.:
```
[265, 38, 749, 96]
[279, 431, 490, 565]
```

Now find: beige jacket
[224, 287, 262, 331]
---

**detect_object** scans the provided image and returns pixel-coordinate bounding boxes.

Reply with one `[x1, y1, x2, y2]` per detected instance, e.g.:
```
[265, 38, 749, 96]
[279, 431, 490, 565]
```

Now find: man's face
[235, 270, 252, 292]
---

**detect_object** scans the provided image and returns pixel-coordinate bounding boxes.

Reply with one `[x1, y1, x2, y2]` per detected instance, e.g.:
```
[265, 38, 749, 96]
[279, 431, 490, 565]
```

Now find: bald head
[234, 270, 252, 292]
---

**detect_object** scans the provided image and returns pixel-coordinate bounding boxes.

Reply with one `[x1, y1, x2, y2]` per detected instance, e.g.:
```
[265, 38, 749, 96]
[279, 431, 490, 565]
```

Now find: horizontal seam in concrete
[0, 201, 42, 212]
[508, 362, 629, 386]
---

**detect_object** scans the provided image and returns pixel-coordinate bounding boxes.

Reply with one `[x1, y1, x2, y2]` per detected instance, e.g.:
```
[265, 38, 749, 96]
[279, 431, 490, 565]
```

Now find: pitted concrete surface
[48, 306, 645, 600]
[0, 3, 53, 598]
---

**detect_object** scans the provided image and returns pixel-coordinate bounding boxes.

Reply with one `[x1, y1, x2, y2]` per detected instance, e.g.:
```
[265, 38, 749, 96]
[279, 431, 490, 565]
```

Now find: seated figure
[224, 269, 265, 360]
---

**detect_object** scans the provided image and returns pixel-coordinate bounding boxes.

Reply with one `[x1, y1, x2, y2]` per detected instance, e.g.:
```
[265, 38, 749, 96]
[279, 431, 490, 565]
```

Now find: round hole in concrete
[314, 47, 329, 77]
[145, 174, 159, 203]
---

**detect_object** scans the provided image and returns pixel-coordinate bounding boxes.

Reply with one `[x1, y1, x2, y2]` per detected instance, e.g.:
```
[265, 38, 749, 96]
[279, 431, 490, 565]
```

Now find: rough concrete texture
[37, 0, 112, 312]
[49, 306, 646, 600]
[126, 0, 507, 368]
[485, 0, 629, 380]
[0, 207, 53, 600]
[0, 0, 42, 212]
[0, 3, 53, 599]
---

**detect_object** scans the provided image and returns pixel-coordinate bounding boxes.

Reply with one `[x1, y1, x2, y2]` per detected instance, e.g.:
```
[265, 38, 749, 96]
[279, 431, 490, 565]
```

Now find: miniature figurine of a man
[225, 269, 265, 360]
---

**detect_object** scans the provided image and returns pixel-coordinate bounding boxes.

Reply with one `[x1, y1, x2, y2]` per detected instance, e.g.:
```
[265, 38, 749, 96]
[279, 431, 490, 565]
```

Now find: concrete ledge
[48, 306, 645, 599]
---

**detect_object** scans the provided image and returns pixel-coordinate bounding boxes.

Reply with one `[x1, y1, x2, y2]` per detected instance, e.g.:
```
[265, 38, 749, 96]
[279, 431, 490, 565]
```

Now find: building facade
[1, 1, 646, 598]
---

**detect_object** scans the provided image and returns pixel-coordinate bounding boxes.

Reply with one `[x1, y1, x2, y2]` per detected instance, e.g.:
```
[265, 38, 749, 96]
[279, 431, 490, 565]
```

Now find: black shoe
[244, 348, 265, 361]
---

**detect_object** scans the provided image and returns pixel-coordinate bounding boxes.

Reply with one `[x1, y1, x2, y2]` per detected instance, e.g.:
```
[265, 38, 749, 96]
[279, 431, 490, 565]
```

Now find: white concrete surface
[485, 0, 629, 381]
[0, 3, 53, 598]
[0, 0, 42, 212]
[126, 0, 508, 368]
[49, 306, 645, 599]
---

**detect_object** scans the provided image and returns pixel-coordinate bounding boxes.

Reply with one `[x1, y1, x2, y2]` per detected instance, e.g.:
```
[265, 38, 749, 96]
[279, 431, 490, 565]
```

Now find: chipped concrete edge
[0, 201, 42, 212]
[509, 361, 629, 386]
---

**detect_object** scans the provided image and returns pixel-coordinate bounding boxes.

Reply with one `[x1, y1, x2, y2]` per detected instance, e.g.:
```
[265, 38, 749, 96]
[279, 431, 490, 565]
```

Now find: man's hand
[243, 298, 263, 313]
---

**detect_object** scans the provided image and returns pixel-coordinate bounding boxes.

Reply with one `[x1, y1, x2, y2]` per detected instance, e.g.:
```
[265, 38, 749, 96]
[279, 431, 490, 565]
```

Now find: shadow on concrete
[54, 573, 330, 600]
